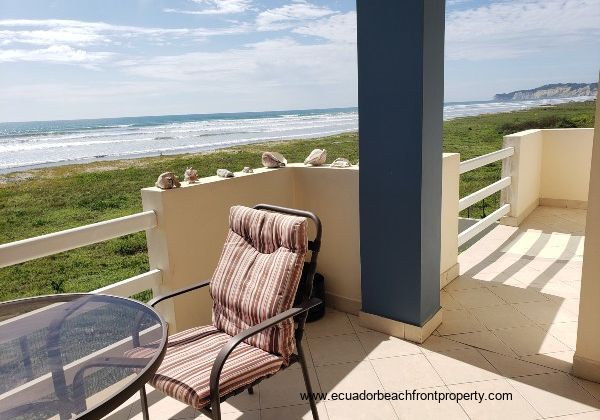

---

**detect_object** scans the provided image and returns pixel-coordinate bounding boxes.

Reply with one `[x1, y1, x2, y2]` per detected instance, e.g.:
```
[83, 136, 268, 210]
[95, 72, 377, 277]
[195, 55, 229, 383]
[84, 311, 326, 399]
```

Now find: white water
[0, 96, 594, 173]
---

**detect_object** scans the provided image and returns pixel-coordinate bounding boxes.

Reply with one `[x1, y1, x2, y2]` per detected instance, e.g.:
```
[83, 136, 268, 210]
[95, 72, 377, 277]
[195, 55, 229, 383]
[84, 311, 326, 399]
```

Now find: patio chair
[139, 204, 322, 420]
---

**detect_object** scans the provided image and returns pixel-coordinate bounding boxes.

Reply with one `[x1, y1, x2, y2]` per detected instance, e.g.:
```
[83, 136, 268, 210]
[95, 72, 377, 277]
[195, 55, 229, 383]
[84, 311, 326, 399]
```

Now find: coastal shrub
[498, 114, 587, 134]
[50, 278, 66, 294]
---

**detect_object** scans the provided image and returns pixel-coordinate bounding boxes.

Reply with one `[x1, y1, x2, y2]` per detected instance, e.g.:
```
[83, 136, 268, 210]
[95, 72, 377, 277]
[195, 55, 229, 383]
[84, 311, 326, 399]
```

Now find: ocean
[0, 96, 594, 173]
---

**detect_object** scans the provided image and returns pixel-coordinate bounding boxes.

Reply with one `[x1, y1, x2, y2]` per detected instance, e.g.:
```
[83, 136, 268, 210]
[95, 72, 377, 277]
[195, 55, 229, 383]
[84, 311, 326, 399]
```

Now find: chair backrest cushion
[210, 206, 308, 362]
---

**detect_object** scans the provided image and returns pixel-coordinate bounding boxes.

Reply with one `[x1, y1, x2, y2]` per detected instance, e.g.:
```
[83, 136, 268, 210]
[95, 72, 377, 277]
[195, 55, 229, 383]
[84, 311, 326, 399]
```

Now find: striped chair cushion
[210, 206, 308, 363]
[150, 325, 284, 409]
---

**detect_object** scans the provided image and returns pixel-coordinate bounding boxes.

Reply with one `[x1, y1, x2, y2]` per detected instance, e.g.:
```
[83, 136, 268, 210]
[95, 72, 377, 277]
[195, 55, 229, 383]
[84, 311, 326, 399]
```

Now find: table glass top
[0, 294, 166, 419]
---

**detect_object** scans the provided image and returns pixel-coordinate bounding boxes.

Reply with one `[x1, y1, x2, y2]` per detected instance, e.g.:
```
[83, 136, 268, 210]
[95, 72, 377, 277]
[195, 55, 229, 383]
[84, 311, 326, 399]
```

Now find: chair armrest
[209, 297, 322, 406]
[148, 279, 211, 307]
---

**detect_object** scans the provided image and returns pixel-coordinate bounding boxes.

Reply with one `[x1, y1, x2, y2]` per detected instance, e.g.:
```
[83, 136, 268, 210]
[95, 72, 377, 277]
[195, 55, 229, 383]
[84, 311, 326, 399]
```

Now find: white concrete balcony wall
[290, 166, 361, 314]
[540, 129, 594, 207]
[502, 128, 593, 226]
[142, 156, 460, 333]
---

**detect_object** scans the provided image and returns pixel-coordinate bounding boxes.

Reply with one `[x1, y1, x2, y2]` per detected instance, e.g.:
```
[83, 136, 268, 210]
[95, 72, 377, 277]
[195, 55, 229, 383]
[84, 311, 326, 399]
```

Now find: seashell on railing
[330, 158, 352, 168]
[217, 169, 234, 178]
[155, 172, 181, 189]
[304, 149, 327, 166]
[262, 151, 287, 168]
[184, 167, 199, 183]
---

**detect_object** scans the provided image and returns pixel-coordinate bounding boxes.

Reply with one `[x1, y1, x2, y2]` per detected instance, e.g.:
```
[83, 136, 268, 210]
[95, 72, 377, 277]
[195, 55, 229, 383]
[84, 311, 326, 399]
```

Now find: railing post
[440, 153, 460, 288]
[500, 129, 543, 226]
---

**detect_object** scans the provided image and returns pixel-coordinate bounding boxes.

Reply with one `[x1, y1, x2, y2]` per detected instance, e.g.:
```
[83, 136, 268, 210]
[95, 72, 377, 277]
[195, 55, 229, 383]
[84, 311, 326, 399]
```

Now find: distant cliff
[494, 83, 597, 101]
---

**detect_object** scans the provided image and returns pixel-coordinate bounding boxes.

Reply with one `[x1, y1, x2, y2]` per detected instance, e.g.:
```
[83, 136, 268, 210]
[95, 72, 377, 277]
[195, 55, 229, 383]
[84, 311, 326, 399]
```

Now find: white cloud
[256, 1, 336, 31]
[0, 19, 250, 64]
[164, 0, 252, 15]
[446, 0, 600, 60]
[0, 44, 112, 63]
[293, 11, 356, 43]
[0, 19, 248, 46]
[117, 36, 357, 89]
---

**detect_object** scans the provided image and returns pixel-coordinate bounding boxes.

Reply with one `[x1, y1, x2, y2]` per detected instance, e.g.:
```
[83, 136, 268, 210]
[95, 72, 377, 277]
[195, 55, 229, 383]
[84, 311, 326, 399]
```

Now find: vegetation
[443, 100, 595, 219]
[0, 100, 595, 301]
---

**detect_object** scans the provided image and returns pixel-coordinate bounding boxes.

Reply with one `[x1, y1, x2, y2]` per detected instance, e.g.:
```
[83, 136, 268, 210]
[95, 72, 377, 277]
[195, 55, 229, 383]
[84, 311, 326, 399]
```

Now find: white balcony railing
[458, 147, 514, 174]
[458, 147, 514, 247]
[0, 211, 162, 415]
[0, 210, 160, 298]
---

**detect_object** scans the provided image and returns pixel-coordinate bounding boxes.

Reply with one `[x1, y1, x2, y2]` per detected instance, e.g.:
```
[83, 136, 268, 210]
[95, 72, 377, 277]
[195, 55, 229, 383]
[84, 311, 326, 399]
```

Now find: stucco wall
[142, 159, 459, 332]
[502, 128, 593, 226]
[541, 128, 593, 204]
[291, 165, 361, 313]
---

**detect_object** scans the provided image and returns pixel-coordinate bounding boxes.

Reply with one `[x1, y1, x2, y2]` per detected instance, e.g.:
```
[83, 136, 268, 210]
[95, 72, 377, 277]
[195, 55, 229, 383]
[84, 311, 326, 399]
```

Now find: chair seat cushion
[150, 325, 284, 409]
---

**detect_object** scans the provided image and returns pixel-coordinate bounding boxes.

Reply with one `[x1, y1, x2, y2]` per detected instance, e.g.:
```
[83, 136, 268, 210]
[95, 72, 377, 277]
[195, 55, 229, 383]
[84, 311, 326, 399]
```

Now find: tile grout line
[437, 329, 573, 377]
[419, 344, 473, 420]
[541, 408, 600, 419]
[345, 312, 401, 420]
[303, 327, 331, 420]
[476, 351, 545, 419]
[564, 372, 600, 404]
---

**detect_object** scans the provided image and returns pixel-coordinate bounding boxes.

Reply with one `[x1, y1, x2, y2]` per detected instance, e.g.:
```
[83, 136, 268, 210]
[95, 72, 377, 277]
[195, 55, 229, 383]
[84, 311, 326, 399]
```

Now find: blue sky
[0, 0, 598, 122]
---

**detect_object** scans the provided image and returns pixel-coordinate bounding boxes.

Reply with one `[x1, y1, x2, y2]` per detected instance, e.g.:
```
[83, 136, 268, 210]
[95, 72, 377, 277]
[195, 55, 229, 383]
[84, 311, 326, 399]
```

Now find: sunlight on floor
[104, 207, 600, 420]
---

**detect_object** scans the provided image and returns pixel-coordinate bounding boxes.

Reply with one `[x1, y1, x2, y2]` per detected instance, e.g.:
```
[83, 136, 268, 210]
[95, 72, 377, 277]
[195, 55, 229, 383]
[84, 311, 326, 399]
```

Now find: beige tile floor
[105, 207, 600, 420]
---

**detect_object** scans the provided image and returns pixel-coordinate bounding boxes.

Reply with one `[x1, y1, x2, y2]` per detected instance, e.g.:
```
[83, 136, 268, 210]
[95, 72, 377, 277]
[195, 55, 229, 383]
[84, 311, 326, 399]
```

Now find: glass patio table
[0, 293, 168, 419]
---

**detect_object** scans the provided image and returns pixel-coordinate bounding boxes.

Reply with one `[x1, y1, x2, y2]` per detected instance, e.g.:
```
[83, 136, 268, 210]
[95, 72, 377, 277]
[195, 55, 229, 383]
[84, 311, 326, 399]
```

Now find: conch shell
[217, 169, 234, 178]
[330, 158, 352, 168]
[242, 166, 254, 173]
[262, 151, 287, 168]
[184, 167, 199, 183]
[155, 172, 181, 189]
[304, 149, 327, 166]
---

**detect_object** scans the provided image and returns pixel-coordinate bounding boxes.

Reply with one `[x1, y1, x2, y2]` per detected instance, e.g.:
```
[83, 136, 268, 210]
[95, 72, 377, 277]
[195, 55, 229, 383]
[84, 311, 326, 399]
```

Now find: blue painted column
[357, 0, 445, 326]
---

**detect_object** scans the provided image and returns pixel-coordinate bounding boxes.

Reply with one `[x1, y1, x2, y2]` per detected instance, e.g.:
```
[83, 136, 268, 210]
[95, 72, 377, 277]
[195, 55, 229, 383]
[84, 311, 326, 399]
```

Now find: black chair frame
[140, 204, 323, 420]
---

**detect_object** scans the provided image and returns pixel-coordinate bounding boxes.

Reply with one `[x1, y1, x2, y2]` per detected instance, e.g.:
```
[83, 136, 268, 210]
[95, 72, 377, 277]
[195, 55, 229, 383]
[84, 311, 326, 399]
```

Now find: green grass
[0, 100, 595, 301]
[443, 100, 595, 218]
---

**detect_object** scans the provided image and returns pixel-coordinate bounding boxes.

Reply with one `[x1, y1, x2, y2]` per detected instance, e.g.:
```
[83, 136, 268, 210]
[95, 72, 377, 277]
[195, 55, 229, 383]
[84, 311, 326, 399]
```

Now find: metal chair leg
[247, 386, 254, 395]
[140, 386, 150, 420]
[297, 341, 319, 420]
[211, 403, 222, 420]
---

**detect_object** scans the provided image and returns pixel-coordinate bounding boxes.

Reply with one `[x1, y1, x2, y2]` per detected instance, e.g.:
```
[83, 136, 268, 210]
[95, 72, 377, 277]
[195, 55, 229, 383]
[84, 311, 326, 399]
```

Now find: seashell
[262, 151, 287, 168]
[184, 167, 199, 183]
[155, 172, 181, 189]
[242, 166, 254, 173]
[304, 149, 327, 166]
[330, 158, 352, 168]
[217, 168, 234, 178]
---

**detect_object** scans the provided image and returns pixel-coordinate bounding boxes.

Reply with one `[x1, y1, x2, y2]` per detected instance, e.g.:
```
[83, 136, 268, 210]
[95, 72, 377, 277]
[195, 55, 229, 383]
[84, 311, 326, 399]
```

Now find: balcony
[1, 128, 599, 419]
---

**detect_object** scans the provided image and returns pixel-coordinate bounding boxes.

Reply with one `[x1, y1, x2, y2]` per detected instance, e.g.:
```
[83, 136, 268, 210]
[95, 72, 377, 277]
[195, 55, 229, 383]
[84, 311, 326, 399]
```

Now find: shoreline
[1, 99, 595, 183]
[2, 97, 595, 176]
[0, 128, 357, 176]
[0, 131, 357, 183]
